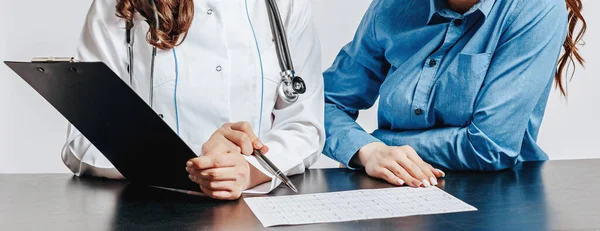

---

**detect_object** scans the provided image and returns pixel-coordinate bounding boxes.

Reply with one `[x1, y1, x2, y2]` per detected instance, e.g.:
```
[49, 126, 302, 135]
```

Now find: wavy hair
[116, 0, 194, 50]
[556, 0, 587, 96]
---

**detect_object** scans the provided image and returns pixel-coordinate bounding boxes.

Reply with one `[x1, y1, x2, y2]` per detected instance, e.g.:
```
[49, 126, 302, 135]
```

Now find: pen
[252, 149, 298, 193]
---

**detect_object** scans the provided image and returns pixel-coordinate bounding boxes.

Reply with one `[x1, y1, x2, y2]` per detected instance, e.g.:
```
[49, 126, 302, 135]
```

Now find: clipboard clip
[31, 57, 76, 63]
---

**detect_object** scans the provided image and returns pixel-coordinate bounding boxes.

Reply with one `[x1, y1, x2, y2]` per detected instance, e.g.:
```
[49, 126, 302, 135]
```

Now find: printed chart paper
[244, 186, 477, 227]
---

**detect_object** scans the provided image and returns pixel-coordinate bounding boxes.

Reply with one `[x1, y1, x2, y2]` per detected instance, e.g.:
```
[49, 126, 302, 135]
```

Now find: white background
[0, 0, 598, 173]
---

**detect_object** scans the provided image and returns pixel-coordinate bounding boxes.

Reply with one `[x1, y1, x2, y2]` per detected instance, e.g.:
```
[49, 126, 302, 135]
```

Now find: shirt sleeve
[322, 0, 390, 169]
[243, 0, 326, 194]
[374, 1, 568, 171]
[61, 0, 129, 179]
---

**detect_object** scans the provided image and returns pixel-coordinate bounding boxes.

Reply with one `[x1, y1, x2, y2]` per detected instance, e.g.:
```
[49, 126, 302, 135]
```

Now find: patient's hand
[357, 142, 445, 188]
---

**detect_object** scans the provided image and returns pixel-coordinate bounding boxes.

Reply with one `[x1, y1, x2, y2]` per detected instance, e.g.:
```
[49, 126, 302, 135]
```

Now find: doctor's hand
[357, 142, 445, 188]
[185, 154, 252, 200]
[201, 122, 269, 156]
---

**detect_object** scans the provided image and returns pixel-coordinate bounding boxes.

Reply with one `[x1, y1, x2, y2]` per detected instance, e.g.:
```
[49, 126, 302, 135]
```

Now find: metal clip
[280, 70, 295, 82]
[31, 57, 76, 63]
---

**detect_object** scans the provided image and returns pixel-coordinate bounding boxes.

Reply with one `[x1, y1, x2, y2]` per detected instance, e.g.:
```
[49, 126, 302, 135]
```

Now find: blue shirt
[323, 0, 568, 171]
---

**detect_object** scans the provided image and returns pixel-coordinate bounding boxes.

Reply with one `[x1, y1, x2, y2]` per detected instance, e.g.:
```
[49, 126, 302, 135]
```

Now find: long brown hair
[557, 0, 587, 96]
[116, 0, 194, 50]
[116, 0, 587, 95]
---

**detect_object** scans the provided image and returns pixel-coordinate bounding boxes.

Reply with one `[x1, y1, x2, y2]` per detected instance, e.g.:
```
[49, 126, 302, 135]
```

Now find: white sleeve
[61, 0, 130, 179]
[243, 0, 325, 194]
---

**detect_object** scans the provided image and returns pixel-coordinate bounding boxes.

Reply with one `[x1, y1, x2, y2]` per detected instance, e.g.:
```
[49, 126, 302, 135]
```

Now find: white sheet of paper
[244, 186, 477, 227]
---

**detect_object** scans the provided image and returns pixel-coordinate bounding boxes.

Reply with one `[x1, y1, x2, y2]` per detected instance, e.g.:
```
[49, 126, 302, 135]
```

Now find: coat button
[159, 114, 164, 119]
[428, 59, 437, 67]
[454, 19, 463, 26]
[216, 66, 222, 72]
[207, 9, 213, 15]
[414, 108, 423, 115]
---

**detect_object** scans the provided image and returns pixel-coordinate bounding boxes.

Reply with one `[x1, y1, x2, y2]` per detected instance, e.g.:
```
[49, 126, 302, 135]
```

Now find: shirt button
[207, 9, 213, 15]
[159, 114, 164, 119]
[414, 108, 423, 115]
[428, 59, 437, 67]
[216, 66, 222, 72]
[454, 19, 463, 26]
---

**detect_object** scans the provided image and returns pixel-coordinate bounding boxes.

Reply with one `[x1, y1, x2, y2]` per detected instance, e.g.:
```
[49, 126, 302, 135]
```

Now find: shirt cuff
[241, 140, 299, 194]
[330, 130, 382, 170]
[242, 156, 281, 194]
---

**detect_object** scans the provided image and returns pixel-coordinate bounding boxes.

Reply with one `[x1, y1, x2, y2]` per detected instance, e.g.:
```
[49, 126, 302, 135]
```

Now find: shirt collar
[428, 0, 495, 24]
[428, 0, 447, 23]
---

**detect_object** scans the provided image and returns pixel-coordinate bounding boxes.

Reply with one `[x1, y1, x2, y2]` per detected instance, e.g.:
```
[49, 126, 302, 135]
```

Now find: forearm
[323, 104, 381, 169]
[62, 124, 123, 179]
[372, 126, 519, 171]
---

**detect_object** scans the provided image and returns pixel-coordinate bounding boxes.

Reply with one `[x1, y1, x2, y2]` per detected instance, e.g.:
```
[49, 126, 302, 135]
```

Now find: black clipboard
[4, 59, 199, 192]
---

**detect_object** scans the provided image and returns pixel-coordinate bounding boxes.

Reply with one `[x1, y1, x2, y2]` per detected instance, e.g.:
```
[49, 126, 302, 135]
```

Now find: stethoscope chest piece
[278, 71, 306, 103]
[292, 76, 306, 94]
[266, 0, 307, 104]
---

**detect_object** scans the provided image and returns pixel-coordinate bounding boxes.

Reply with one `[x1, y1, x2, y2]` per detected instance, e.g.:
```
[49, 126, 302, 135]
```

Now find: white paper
[244, 186, 477, 227]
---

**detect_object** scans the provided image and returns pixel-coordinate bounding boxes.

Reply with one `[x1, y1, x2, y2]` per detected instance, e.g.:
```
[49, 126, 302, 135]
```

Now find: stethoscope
[126, 0, 307, 108]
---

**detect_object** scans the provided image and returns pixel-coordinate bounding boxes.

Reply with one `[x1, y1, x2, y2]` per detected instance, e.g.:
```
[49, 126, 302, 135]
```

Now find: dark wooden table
[1, 159, 599, 231]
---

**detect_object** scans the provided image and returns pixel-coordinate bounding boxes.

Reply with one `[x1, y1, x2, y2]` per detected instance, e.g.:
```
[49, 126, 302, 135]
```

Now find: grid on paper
[244, 186, 477, 227]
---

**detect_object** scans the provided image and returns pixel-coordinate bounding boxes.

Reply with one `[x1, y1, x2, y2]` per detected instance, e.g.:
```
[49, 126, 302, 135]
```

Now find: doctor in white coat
[62, 0, 324, 200]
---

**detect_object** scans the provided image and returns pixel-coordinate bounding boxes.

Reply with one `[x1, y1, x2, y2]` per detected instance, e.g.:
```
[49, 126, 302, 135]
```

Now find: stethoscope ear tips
[292, 76, 306, 94]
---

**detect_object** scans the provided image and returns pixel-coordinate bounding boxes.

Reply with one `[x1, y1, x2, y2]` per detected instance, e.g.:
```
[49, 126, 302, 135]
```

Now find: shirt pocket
[260, 71, 280, 132]
[448, 52, 492, 78]
[435, 52, 492, 126]
[263, 71, 281, 107]
[151, 50, 178, 88]
[261, 44, 284, 110]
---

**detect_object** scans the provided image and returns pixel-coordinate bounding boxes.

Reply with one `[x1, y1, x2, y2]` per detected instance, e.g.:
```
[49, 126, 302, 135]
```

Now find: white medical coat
[61, 0, 325, 193]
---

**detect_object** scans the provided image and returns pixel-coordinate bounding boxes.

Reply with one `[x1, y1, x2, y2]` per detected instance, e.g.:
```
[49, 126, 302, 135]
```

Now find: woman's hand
[357, 142, 445, 187]
[185, 121, 271, 200]
[201, 122, 269, 156]
[186, 153, 251, 200]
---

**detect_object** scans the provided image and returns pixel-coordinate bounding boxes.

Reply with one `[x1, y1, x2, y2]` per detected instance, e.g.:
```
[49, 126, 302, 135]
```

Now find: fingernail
[430, 176, 438, 186]
[422, 179, 431, 187]
[255, 140, 264, 149]
[186, 161, 193, 167]
[185, 167, 190, 172]
[436, 169, 446, 177]
[397, 179, 405, 186]
[188, 174, 193, 180]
